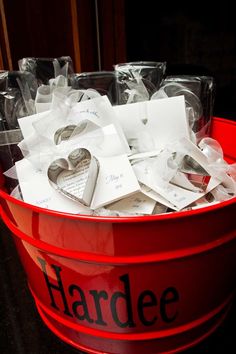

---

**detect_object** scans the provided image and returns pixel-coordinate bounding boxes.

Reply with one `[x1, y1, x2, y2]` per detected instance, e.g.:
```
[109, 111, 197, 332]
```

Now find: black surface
[125, 0, 236, 121]
[0, 220, 236, 354]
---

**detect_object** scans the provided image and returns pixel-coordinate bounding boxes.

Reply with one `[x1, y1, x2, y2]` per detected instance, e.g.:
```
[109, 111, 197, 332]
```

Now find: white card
[141, 184, 178, 210]
[107, 192, 156, 215]
[88, 124, 129, 158]
[19, 124, 129, 173]
[15, 158, 91, 214]
[91, 154, 140, 209]
[68, 96, 130, 153]
[113, 96, 190, 151]
[18, 96, 130, 154]
[57, 124, 129, 159]
[158, 179, 219, 210]
[15, 151, 140, 213]
[134, 162, 220, 210]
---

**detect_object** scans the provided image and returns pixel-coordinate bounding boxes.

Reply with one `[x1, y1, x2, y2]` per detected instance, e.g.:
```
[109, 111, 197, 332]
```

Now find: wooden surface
[0, 0, 12, 70]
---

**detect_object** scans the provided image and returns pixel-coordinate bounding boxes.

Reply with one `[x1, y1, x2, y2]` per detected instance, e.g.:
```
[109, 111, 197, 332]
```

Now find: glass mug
[114, 61, 166, 104]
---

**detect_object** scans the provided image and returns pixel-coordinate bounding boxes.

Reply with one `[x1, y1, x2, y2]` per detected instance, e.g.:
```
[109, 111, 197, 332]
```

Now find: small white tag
[91, 154, 140, 209]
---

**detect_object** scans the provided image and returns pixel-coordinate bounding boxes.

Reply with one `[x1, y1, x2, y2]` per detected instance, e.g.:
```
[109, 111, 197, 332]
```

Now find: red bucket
[0, 117, 236, 354]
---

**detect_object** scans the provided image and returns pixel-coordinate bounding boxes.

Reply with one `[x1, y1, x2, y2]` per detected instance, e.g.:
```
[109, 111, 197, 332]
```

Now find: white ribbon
[53, 59, 69, 78]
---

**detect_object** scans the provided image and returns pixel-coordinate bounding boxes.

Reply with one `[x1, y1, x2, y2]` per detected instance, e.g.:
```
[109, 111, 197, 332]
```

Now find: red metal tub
[0, 117, 236, 354]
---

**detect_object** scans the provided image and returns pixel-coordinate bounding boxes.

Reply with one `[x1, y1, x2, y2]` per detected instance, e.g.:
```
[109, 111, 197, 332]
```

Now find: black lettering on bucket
[38, 258, 180, 329]
[110, 274, 136, 328]
[138, 290, 158, 326]
[37, 257, 73, 317]
[89, 290, 108, 326]
[69, 284, 94, 323]
[160, 287, 179, 323]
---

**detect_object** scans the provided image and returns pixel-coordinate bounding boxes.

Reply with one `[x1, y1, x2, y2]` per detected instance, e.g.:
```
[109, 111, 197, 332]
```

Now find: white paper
[57, 124, 129, 159]
[134, 163, 220, 210]
[90, 124, 129, 157]
[68, 96, 130, 153]
[159, 179, 219, 210]
[113, 96, 190, 152]
[19, 124, 128, 173]
[15, 158, 91, 214]
[141, 184, 178, 210]
[18, 110, 50, 138]
[16, 153, 140, 213]
[18, 96, 130, 156]
[107, 192, 156, 215]
[91, 154, 140, 209]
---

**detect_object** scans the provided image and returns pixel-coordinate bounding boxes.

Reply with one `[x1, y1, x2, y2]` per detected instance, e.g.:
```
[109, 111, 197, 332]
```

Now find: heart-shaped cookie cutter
[48, 148, 99, 206]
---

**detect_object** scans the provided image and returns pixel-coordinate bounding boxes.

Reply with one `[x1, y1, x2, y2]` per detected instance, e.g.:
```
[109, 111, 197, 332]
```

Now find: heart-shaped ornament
[54, 119, 99, 145]
[48, 148, 99, 206]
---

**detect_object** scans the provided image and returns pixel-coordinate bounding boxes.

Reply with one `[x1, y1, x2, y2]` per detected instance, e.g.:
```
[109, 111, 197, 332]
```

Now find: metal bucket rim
[0, 187, 235, 224]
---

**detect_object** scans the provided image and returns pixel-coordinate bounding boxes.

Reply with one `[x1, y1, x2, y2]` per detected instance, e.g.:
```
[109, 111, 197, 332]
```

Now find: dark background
[125, 1, 236, 120]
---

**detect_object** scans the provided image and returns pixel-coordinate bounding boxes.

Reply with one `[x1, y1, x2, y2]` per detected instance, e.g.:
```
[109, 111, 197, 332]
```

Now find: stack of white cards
[14, 94, 236, 216]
